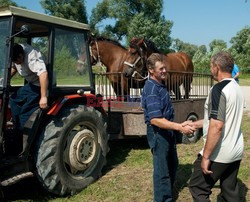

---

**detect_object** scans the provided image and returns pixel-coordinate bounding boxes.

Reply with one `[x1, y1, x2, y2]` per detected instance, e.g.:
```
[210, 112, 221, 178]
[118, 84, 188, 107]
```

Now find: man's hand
[39, 96, 48, 109]
[181, 120, 193, 127]
[180, 123, 196, 135]
[201, 156, 213, 175]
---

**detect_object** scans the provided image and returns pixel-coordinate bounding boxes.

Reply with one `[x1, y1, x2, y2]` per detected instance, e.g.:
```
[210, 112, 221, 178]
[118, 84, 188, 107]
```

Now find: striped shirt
[142, 78, 174, 124]
[200, 78, 244, 163]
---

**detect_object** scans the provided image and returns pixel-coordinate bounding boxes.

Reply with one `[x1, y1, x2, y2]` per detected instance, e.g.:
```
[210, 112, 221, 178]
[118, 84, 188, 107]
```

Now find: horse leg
[171, 74, 181, 100]
[113, 80, 129, 101]
[183, 75, 192, 99]
[173, 86, 181, 100]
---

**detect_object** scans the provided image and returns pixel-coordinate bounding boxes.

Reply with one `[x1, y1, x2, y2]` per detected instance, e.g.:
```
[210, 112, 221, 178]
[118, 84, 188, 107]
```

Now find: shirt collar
[148, 77, 166, 87]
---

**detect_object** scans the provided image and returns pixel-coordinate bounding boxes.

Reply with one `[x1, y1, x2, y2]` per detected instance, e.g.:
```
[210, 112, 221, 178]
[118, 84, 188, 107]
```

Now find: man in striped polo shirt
[142, 53, 195, 202]
[188, 51, 245, 202]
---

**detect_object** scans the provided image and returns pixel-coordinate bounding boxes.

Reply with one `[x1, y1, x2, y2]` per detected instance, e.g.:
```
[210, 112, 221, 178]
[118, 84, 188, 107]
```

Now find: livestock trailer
[92, 71, 213, 143]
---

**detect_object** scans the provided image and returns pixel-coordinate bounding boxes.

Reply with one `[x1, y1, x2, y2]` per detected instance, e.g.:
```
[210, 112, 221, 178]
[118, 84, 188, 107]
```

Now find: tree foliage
[209, 39, 227, 52]
[172, 39, 199, 59]
[230, 26, 250, 55]
[90, 0, 172, 52]
[40, 0, 88, 23]
[0, 0, 18, 7]
[228, 26, 250, 72]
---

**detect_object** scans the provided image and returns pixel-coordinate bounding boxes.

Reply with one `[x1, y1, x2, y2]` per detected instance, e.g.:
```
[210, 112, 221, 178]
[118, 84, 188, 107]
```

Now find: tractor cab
[0, 6, 108, 197]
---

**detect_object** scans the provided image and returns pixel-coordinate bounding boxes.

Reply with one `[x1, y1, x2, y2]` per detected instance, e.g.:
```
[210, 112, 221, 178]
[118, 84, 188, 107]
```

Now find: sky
[12, 0, 250, 48]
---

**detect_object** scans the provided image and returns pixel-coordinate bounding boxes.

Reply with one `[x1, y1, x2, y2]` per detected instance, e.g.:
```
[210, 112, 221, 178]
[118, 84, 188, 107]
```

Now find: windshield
[0, 18, 10, 87]
[54, 28, 91, 87]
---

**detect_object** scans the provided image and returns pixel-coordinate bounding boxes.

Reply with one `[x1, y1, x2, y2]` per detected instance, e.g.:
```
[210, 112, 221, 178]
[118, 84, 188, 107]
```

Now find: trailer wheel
[182, 114, 202, 144]
[35, 105, 108, 196]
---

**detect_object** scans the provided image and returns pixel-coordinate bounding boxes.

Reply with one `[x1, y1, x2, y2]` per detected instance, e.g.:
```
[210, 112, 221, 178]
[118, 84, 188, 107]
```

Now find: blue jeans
[10, 83, 40, 130]
[147, 125, 179, 202]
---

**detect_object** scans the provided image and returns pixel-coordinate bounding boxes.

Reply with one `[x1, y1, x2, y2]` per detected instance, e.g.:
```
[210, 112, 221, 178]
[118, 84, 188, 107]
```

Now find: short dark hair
[146, 53, 165, 70]
[13, 43, 24, 62]
[211, 51, 234, 73]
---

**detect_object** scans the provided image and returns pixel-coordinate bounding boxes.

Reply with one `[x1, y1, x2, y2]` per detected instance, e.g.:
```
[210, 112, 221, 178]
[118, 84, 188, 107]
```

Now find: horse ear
[137, 38, 144, 46]
[87, 32, 94, 43]
[129, 47, 137, 54]
[130, 37, 138, 47]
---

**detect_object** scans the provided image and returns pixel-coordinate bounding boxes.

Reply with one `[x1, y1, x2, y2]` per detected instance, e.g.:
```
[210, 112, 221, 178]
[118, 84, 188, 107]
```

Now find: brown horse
[124, 38, 194, 99]
[77, 36, 144, 98]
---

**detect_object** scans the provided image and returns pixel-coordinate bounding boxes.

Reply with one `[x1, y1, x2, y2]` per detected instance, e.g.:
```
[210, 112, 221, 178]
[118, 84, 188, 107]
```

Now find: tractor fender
[47, 94, 106, 116]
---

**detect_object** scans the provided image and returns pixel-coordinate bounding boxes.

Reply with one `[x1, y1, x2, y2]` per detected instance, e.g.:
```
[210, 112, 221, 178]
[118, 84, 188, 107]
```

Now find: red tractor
[0, 6, 108, 196]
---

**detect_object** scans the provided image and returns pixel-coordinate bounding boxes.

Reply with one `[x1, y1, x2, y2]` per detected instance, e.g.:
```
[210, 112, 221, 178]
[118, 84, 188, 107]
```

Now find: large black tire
[35, 105, 108, 196]
[182, 114, 202, 144]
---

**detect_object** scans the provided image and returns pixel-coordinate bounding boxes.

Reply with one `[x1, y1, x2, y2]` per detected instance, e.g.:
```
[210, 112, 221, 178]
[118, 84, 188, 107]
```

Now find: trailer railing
[93, 72, 213, 102]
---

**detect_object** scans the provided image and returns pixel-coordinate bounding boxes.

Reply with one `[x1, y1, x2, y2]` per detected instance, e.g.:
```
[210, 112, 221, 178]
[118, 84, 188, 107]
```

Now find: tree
[192, 50, 210, 73]
[228, 26, 250, 72]
[198, 45, 207, 54]
[40, 0, 88, 23]
[90, 0, 172, 52]
[0, 0, 27, 8]
[127, 13, 172, 53]
[230, 26, 250, 54]
[209, 39, 227, 52]
[0, 0, 18, 6]
[172, 39, 199, 59]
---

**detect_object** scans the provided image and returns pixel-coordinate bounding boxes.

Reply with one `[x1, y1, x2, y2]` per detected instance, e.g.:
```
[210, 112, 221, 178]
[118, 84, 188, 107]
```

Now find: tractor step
[0, 172, 33, 186]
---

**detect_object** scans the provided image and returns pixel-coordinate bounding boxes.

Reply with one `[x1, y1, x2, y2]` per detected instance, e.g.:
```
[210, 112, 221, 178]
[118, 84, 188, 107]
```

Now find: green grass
[3, 113, 250, 201]
[239, 78, 250, 86]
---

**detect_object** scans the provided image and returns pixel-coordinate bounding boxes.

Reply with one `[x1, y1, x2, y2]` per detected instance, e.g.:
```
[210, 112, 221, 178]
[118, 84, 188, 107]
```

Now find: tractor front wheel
[35, 105, 108, 196]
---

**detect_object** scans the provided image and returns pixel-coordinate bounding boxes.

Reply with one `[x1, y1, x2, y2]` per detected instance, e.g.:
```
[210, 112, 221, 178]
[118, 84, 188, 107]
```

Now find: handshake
[179, 120, 200, 135]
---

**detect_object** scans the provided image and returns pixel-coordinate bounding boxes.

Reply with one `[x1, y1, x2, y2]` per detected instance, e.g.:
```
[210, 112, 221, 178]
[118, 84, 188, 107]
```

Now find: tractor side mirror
[20, 25, 31, 35]
[6, 24, 31, 44]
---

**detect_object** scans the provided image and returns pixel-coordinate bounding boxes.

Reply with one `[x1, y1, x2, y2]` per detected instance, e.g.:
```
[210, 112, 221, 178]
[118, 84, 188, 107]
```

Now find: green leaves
[90, 0, 172, 52]
[40, 0, 88, 23]
[0, 0, 18, 7]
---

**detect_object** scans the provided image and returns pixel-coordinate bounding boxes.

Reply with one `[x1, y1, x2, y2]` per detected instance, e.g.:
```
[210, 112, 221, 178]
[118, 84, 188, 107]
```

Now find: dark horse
[77, 35, 144, 98]
[124, 38, 194, 99]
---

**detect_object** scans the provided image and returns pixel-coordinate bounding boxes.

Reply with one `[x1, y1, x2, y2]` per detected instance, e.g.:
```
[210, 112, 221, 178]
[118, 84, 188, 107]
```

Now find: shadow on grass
[216, 179, 248, 202]
[173, 167, 249, 202]
[173, 163, 193, 201]
[103, 137, 149, 174]
[2, 177, 55, 201]
[1, 137, 149, 201]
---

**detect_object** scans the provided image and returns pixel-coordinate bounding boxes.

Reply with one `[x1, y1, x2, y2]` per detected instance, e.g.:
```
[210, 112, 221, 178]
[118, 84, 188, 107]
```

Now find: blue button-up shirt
[142, 78, 174, 125]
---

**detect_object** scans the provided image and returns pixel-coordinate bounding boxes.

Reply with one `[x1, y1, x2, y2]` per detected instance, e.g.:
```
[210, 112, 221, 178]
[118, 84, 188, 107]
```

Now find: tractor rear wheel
[35, 105, 108, 196]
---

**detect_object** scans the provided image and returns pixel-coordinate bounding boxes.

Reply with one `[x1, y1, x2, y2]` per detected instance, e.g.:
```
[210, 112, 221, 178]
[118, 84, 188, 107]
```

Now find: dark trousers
[10, 83, 40, 130]
[147, 125, 178, 202]
[189, 154, 241, 202]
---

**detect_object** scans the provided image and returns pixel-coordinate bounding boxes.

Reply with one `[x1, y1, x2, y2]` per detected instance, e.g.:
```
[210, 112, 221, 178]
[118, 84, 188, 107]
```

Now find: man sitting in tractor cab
[10, 43, 49, 133]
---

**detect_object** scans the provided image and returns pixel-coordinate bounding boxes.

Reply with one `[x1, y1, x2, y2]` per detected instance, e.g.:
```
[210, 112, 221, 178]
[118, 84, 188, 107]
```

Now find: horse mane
[130, 37, 161, 53]
[90, 36, 127, 50]
[143, 39, 161, 53]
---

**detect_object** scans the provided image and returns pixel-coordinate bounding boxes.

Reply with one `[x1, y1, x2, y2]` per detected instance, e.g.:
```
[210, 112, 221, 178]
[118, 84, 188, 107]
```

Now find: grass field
[239, 76, 250, 86]
[2, 73, 250, 201]
[3, 112, 250, 202]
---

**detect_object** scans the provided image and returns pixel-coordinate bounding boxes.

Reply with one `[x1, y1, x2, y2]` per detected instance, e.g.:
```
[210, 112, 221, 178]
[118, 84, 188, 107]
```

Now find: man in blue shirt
[232, 64, 239, 83]
[142, 53, 195, 201]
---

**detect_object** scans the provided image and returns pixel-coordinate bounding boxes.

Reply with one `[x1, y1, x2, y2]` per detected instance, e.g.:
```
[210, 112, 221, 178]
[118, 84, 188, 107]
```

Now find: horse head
[76, 34, 98, 75]
[123, 37, 149, 79]
[87, 34, 100, 66]
[124, 37, 161, 80]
